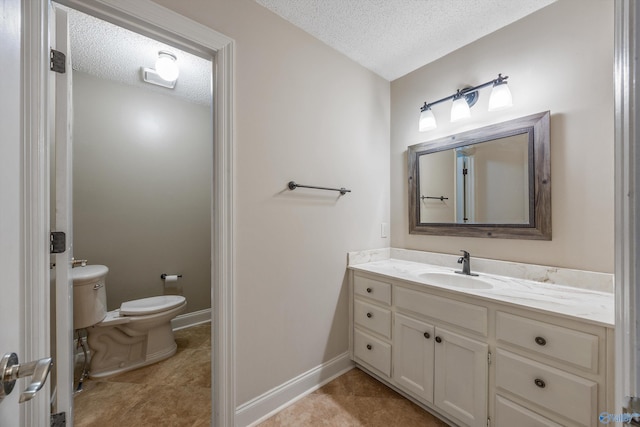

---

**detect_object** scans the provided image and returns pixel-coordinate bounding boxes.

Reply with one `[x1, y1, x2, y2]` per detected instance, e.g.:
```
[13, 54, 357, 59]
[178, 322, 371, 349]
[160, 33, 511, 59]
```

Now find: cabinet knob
[366, 344, 372, 350]
[423, 332, 430, 339]
[435, 336, 442, 343]
[366, 287, 372, 293]
[534, 378, 546, 388]
[366, 312, 372, 318]
[535, 336, 547, 346]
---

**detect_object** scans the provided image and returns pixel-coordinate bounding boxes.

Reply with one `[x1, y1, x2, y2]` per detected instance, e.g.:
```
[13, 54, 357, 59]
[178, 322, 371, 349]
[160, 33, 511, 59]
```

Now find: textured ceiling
[67, 7, 212, 106]
[254, 0, 556, 81]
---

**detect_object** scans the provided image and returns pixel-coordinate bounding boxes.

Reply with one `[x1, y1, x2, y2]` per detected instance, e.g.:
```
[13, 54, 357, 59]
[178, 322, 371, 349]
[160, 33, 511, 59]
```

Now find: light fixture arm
[420, 74, 509, 112]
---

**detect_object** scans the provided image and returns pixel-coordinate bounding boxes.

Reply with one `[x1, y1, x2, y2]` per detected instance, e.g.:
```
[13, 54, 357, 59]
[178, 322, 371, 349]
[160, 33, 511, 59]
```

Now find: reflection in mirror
[418, 133, 530, 224]
[408, 111, 550, 240]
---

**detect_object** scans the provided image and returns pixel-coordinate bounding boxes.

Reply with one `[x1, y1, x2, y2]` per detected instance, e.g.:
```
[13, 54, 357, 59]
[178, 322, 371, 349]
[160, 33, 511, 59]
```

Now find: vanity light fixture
[419, 73, 512, 131]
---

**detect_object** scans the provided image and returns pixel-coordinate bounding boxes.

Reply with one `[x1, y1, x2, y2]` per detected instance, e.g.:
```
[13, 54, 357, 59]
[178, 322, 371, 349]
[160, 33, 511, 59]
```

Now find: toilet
[72, 265, 186, 378]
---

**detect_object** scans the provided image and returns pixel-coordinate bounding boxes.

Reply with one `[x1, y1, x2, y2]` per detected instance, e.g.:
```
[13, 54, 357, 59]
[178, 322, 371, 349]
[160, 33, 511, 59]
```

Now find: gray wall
[73, 71, 212, 313]
[391, 0, 614, 272]
[153, 0, 391, 406]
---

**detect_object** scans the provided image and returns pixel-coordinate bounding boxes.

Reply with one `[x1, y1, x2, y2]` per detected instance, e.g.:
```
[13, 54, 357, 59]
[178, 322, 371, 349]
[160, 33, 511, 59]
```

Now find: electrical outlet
[381, 222, 389, 238]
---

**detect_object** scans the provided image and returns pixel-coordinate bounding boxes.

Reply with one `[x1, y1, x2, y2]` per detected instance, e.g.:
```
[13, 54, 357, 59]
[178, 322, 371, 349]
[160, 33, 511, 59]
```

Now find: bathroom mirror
[408, 111, 550, 239]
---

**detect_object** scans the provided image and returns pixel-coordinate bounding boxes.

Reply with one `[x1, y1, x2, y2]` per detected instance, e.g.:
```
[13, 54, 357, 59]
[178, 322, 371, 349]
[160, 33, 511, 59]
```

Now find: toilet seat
[120, 295, 186, 316]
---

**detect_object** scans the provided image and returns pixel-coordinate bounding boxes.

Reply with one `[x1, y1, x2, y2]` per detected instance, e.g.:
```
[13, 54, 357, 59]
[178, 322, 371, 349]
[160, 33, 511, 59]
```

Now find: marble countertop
[349, 258, 614, 327]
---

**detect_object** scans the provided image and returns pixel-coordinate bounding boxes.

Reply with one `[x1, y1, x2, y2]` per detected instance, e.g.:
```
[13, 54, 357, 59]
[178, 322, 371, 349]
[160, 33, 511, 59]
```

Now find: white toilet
[72, 265, 186, 378]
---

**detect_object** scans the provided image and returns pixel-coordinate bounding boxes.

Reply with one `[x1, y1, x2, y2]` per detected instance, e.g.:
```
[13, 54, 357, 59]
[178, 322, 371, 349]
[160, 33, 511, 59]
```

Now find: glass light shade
[488, 82, 513, 111]
[419, 108, 437, 131]
[155, 52, 179, 81]
[450, 97, 471, 122]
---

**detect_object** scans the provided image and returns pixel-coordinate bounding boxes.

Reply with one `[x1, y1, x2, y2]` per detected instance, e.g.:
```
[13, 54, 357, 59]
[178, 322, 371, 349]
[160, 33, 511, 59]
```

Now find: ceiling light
[418, 74, 512, 131]
[155, 51, 179, 82]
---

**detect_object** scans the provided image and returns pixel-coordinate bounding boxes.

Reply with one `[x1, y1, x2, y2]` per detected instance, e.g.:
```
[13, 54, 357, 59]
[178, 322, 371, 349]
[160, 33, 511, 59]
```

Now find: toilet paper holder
[160, 273, 183, 280]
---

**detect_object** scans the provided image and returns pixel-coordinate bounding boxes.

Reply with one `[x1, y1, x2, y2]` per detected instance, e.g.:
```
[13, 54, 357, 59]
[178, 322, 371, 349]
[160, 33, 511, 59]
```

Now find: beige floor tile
[76, 324, 449, 427]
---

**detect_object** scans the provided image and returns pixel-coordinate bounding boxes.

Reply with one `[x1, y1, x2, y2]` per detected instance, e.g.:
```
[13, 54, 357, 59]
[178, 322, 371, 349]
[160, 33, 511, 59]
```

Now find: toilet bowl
[72, 265, 187, 378]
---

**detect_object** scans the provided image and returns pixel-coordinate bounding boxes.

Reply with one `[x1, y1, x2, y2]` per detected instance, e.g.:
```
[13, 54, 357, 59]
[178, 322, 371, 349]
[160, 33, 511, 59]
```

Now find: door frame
[24, 0, 236, 425]
[614, 0, 639, 416]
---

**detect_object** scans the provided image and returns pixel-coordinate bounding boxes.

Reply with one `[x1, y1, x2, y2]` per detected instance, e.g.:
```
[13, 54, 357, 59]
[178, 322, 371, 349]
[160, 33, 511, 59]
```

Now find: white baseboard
[235, 352, 355, 427]
[171, 308, 212, 330]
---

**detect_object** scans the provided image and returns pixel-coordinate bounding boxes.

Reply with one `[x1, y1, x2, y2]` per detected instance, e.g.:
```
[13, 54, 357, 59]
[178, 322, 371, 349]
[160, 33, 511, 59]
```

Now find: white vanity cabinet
[494, 311, 607, 427]
[393, 311, 489, 426]
[352, 275, 393, 378]
[349, 270, 613, 427]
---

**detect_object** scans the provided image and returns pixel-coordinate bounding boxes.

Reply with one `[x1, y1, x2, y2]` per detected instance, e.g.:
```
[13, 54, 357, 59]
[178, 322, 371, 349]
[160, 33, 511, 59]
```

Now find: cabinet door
[434, 327, 488, 427]
[393, 313, 435, 403]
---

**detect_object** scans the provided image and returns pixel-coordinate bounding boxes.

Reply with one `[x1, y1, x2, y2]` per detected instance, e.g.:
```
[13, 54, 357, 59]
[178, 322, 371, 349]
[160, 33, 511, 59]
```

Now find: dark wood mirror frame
[408, 111, 551, 240]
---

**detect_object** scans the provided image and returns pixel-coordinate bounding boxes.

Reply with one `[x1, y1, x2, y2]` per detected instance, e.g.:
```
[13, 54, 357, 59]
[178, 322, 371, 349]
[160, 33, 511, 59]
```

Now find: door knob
[0, 352, 53, 403]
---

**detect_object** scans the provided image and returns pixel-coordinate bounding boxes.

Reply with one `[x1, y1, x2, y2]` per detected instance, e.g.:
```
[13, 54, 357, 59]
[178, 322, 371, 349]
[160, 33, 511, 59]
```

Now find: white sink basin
[417, 272, 495, 289]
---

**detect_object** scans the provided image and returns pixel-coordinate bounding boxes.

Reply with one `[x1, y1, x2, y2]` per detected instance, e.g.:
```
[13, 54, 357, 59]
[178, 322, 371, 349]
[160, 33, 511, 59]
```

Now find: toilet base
[87, 339, 178, 379]
[86, 301, 186, 378]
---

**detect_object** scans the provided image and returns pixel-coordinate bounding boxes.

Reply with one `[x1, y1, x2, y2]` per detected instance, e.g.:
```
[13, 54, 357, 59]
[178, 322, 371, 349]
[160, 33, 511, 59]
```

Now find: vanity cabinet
[433, 327, 488, 426]
[494, 311, 604, 427]
[349, 270, 612, 427]
[393, 312, 489, 425]
[352, 276, 392, 378]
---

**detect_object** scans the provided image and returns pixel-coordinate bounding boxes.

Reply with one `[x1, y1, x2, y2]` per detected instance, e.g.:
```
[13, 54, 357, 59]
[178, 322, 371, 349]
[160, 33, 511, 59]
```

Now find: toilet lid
[120, 295, 185, 316]
[71, 265, 109, 285]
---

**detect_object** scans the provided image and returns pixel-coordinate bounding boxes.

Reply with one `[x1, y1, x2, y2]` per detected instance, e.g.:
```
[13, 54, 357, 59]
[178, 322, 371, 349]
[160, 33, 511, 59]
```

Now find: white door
[1, 0, 53, 425]
[51, 4, 75, 421]
[434, 327, 488, 427]
[393, 313, 435, 403]
[0, 0, 26, 424]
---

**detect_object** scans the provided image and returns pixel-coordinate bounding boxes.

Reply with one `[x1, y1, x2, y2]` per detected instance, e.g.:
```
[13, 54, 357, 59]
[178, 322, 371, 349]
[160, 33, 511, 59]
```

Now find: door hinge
[487, 417, 491, 427]
[51, 412, 66, 426]
[50, 232, 66, 254]
[488, 351, 492, 365]
[50, 49, 66, 74]
[463, 168, 468, 175]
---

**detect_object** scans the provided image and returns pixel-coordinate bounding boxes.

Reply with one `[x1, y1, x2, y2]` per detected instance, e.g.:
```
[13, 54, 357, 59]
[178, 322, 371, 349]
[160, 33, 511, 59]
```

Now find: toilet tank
[72, 265, 108, 329]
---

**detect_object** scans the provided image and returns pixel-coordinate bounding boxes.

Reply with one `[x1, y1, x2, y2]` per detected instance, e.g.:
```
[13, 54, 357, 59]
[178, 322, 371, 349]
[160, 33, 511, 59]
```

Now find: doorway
[47, 1, 236, 425]
[56, 6, 213, 422]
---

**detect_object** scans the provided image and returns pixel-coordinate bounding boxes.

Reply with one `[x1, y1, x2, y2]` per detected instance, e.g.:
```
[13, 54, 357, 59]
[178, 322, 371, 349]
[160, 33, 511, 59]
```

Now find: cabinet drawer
[354, 299, 391, 339]
[354, 329, 391, 377]
[495, 395, 562, 427]
[496, 311, 599, 372]
[495, 349, 597, 426]
[354, 275, 391, 305]
[395, 286, 487, 336]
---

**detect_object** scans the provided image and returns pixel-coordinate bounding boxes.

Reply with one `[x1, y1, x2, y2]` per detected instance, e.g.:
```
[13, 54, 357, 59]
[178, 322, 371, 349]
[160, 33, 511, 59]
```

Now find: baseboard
[235, 352, 355, 427]
[171, 308, 211, 330]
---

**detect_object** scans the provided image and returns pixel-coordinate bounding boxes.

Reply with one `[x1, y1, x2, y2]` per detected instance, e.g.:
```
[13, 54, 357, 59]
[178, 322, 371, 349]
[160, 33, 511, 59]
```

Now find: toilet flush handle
[72, 258, 88, 268]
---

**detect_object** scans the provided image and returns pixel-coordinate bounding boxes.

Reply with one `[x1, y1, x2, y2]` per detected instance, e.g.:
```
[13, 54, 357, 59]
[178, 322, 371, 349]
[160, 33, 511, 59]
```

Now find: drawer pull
[366, 312, 372, 318]
[366, 287, 372, 293]
[435, 336, 442, 343]
[534, 378, 546, 388]
[534, 336, 547, 346]
[366, 344, 372, 350]
[423, 332, 430, 339]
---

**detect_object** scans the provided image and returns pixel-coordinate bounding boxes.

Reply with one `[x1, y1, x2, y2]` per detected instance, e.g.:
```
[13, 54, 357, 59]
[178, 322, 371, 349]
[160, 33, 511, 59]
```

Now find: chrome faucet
[455, 250, 478, 276]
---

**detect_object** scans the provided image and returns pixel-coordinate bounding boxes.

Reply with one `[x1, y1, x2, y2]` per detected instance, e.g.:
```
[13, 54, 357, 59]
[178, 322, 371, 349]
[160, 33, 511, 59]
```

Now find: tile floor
[74, 322, 211, 427]
[74, 323, 449, 426]
[257, 368, 450, 427]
